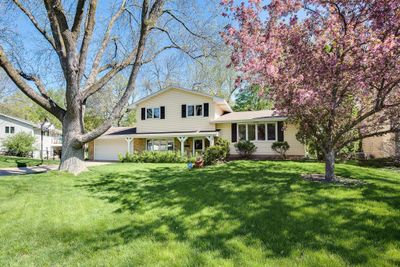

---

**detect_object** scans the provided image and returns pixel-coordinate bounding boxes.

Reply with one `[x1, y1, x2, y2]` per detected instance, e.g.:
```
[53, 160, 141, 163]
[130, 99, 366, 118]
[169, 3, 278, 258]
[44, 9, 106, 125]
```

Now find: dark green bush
[215, 138, 230, 158]
[204, 146, 226, 165]
[119, 151, 195, 163]
[234, 140, 257, 158]
[3, 132, 36, 157]
[202, 138, 231, 166]
[271, 141, 290, 159]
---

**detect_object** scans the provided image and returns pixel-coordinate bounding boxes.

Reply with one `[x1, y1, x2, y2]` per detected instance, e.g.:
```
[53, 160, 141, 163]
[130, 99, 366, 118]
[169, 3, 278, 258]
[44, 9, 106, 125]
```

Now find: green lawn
[0, 161, 399, 266]
[0, 155, 59, 168]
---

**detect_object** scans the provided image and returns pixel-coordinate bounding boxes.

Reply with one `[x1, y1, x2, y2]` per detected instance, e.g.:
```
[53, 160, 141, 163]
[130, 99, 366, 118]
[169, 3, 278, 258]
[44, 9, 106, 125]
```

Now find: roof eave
[211, 116, 287, 124]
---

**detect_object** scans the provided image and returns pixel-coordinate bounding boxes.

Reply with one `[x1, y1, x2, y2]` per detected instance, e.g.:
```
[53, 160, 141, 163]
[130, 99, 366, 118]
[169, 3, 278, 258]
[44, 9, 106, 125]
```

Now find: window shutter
[160, 106, 165, 119]
[203, 103, 209, 117]
[231, 123, 237, 142]
[141, 108, 146, 120]
[181, 105, 187, 118]
[278, 121, 284, 141]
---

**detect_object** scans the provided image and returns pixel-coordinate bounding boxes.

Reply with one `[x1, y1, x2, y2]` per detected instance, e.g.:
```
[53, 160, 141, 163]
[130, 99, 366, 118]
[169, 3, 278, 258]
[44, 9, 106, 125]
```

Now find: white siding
[0, 116, 35, 149]
[94, 138, 128, 161]
[0, 115, 61, 158]
[136, 88, 217, 132]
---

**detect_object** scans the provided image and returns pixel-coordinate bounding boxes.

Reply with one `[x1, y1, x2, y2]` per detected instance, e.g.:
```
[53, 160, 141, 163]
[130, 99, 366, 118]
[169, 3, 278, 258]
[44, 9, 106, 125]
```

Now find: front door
[193, 138, 204, 156]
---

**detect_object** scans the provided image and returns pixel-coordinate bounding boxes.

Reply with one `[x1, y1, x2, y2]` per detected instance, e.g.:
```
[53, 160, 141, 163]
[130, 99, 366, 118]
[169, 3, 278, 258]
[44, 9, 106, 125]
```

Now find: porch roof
[99, 127, 219, 139]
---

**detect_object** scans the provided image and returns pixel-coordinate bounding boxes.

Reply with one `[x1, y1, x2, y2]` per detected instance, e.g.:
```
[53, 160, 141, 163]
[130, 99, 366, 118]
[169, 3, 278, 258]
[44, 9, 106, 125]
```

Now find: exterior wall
[216, 122, 305, 157]
[136, 88, 217, 132]
[0, 115, 60, 158]
[94, 138, 128, 161]
[362, 133, 396, 158]
[0, 116, 35, 149]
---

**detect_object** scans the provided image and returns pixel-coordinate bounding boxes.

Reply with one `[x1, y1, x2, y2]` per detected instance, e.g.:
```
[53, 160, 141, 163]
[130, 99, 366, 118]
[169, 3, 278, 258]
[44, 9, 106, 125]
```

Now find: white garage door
[94, 138, 127, 161]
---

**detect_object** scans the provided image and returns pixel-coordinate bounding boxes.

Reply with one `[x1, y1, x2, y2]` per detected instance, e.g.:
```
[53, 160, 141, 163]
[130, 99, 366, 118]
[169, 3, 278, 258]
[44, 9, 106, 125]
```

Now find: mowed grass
[0, 161, 399, 266]
[0, 155, 59, 168]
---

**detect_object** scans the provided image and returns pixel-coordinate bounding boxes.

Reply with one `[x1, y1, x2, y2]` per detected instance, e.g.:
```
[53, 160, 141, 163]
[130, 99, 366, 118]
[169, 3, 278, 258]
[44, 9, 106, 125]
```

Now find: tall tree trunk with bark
[59, 112, 87, 174]
[324, 149, 335, 181]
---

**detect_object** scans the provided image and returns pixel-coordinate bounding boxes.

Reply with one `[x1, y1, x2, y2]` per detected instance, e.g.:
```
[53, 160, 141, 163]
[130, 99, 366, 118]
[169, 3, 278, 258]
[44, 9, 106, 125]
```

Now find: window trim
[186, 104, 204, 117]
[236, 122, 277, 142]
[5, 126, 15, 134]
[146, 107, 162, 119]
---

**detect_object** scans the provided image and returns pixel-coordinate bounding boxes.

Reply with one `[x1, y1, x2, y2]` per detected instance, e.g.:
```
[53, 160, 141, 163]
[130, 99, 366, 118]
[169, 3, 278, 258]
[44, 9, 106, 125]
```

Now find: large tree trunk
[325, 149, 335, 181]
[59, 113, 87, 175]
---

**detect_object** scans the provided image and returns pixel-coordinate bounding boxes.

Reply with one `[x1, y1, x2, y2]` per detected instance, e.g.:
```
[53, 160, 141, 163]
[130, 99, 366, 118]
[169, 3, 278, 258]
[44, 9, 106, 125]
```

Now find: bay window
[238, 124, 246, 140]
[237, 123, 277, 142]
[248, 124, 256, 141]
[257, 124, 266, 140]
[267, 123, 277, 141]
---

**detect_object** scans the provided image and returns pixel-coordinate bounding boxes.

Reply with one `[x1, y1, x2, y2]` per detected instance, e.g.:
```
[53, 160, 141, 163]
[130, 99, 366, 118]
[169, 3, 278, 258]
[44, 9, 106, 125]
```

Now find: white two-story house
[0, 113, 62, 159]
[89, 87, 306, 161]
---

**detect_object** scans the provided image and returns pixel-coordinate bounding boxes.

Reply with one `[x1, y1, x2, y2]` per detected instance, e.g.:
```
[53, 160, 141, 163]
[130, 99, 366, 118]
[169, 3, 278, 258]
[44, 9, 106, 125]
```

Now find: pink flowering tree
[222, 0, 400, 180]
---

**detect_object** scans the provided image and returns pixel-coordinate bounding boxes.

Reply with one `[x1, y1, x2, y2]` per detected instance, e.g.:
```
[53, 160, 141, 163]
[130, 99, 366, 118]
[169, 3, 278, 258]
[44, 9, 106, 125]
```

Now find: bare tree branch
[78, 0, 97, 81]
[85, 0, 126, 87]
[80, 0, 165, 143]
[0, 46, 65, 120]
[12, 0, 57, 51]
[71, 0, 87, 38]
[151, 27, 204, 60]
[43, 0, 67, 61]
[162, 10, 204, 39]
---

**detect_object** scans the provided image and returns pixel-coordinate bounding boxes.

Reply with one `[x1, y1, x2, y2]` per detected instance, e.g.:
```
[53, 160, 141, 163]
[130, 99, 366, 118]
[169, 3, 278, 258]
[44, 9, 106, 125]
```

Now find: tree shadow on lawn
[80, 162, 400, 265]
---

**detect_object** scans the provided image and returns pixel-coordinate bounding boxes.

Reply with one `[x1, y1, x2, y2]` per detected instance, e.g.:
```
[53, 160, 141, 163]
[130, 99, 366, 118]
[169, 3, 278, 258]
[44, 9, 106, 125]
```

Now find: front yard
[0, 161, 399, 266]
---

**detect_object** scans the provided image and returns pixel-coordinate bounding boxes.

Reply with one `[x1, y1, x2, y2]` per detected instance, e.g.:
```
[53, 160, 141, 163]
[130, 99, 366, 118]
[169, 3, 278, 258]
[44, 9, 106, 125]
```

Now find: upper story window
[187, 105, 195, 117]
[146, 107, 161, 119]
[238, 123, 277, 142]
[196, 105, 202, 116]
[5, 126, 15, 134]
[183, 104, 207, 118]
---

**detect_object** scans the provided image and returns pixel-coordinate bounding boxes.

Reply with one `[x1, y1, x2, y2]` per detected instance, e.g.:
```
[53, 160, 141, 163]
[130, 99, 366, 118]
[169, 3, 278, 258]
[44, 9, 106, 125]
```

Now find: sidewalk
[0, 165, 59, 176]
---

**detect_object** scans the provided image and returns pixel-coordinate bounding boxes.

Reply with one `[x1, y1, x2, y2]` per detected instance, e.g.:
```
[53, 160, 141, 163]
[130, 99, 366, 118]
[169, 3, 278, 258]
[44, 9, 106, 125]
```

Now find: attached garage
[94, 138, 128, 161]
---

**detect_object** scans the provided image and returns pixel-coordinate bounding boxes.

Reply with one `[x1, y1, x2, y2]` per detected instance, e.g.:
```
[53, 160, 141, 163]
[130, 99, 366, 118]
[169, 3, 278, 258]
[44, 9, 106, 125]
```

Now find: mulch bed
[301, 174, 366, 186]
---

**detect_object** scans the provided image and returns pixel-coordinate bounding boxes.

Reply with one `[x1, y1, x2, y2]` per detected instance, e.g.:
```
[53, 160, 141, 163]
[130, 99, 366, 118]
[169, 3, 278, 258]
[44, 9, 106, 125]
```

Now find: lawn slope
[0, 161, 399, 266]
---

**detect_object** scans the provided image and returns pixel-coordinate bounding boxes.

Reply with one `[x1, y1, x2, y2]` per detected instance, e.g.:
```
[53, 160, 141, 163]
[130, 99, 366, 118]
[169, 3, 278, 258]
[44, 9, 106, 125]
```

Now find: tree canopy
[222, 0, 400, 180]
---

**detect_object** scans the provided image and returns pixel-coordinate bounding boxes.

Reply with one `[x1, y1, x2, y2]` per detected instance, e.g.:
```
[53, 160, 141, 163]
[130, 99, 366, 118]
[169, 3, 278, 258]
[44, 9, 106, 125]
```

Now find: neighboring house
[89, 87, 306, 161]
[0, 113, 62, 158]
[362, 129, 399, 158]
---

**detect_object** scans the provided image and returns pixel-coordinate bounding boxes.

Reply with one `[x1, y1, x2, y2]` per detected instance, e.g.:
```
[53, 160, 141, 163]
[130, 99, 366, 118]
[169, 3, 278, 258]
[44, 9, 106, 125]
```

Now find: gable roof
[130, 86, 233, 113]
[0, 113, 62, 134]
[0, 113, 41, 129]
[212, 110, 287, 123]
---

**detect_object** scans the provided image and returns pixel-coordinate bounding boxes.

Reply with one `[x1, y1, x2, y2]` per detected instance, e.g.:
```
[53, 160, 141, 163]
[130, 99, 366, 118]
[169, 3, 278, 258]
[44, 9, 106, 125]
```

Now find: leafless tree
[0, 0, 206, 174]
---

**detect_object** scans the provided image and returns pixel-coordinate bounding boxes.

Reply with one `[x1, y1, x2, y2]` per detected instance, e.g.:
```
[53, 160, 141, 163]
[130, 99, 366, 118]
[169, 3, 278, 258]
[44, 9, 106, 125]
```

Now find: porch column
[206, 135, 215, 146]
[177, 136, 188, 156]
[125, 137, 133, 154]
